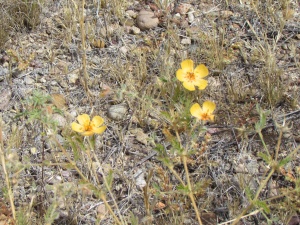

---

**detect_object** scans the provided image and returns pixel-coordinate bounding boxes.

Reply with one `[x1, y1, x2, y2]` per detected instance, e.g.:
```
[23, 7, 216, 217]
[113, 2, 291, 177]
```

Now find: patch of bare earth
[0, 0, 299, 224]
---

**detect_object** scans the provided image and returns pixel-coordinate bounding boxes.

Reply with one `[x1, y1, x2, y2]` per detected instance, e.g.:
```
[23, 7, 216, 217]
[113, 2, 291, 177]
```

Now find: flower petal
[183, 81, 195, 91]
[77, 114, 90, 125]
[91, 116, 104, 127]
[202, 101, 216, 114]
[190, 103, 202, 119]
[92, 125, 107, 135]
[176, 69, 186, 82]
[81, 131, 94, 136]
[194, 64, 209, 78]
[181, 59, 194, 73]
[71, 122, 85, 133]
[195, 79, 208, 90]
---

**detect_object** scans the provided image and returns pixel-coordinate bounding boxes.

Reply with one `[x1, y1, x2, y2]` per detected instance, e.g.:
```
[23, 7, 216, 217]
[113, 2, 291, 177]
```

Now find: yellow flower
[176, 59, 209, 91]
[190, 101, 216, 121]
[71, 114, 107, 136]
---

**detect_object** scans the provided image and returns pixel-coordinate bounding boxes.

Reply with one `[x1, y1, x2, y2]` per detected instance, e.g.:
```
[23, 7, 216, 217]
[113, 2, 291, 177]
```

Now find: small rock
[136, 10, 159, 31]
[120, 18, 135, 27]
[131, 26, 141, 34]
[0, 67, 8, 81]
[51, 93, 66, 110]
[119, 46, 128, 55]
[24, 76, 35, 85]
[134, 169, 146, 190]
[0, 86, 11, 110]
[131, 128, 148, 145]
[181, 38, 191, 45]
[180, 19, 189, 28]
[126, 10, 137, 18]
[220, 10, 234, 18]
[51, 113, 67, 127]
[187, 12, 195, 23]
[50, 80, 58, 86]
[107, 103, 128, 120]
[175, 3, 191, 15]
[68, 73, 79, 84]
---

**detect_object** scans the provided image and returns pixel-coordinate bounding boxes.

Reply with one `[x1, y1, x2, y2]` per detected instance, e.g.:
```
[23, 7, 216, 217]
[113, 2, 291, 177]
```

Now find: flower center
[84, 123, 93, 131]
[200, 112, 210, 121]
[185, 72, 195, 81]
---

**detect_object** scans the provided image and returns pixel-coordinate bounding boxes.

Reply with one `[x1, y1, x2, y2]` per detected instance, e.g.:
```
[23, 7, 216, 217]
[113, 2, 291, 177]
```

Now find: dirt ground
[0, 0, 300, 224]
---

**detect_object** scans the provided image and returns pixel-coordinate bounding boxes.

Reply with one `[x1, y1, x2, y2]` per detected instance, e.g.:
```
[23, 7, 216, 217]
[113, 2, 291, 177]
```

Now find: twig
[218, 209, 261, 225]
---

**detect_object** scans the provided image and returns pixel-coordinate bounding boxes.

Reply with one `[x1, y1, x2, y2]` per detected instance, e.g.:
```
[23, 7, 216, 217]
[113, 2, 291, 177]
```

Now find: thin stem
[79, 0, 89, 93]
[87, 138, 124, 225]
[274, 129, 282, 161]
[175, 130, 203, 225]
[232, 167, 275, 225]
[182, 155, 203, 225]
[0, 144, 16, 221]
[53, 137, 88, 182]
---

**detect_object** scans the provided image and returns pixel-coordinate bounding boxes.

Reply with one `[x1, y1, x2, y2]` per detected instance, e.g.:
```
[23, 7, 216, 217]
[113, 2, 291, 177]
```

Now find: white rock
[68, 73, 79, 84]
[119, 46, 128, 55]
[134, 169, 146, 190]
[24, 76, 35, 85]
[131, 26, 141, 34]
[187, 12, 195, 23]
[126, 10, 137, 18]
[107, 103, 128, 120]
[51, 80, 58, 86]
[181, 38, 191, 45]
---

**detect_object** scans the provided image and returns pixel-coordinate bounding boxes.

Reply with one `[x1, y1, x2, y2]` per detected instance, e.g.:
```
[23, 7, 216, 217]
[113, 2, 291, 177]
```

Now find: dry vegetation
[0, 0, 300, 224]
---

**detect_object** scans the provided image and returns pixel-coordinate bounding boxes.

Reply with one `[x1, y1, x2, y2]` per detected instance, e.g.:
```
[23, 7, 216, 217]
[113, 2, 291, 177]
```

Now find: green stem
[232, 167, 275, 225]
[182, 154, 203, 225]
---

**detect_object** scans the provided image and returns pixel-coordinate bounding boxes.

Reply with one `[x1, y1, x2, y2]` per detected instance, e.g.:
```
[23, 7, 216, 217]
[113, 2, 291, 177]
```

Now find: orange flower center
[84, 123, 93, 131]
[200, 112, 210, 121]
[185, 72, 195, 81]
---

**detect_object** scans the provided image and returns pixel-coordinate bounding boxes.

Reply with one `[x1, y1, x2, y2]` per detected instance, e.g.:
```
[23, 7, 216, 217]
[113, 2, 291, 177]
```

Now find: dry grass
[0, 0, 299, 224]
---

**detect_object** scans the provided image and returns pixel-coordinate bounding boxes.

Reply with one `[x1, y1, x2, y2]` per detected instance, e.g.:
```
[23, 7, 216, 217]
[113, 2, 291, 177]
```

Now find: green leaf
[278, 156, 291, 167]
[44, 202, 59, 225]
[106, 169, 114, 189]
[159, 77, 168, 83]
[129, 211, 139, 225]
[258, 152, 272, 164]
[245, 186, 254, 200]
[177, 184, 189, 195]
[254, 200, 270, 214]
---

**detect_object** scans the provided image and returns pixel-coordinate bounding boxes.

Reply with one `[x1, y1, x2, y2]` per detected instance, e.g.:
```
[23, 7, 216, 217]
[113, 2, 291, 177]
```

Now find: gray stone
[136, 10, 159, 31]
[107, 103, 128, 120]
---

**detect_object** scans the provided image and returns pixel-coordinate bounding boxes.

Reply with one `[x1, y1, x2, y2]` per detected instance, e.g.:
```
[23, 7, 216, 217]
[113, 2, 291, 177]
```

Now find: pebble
[181, 38, 191, 45]
[175, 3, 191, 15]
[51, 114, 67, 127]
[136, 10, 159, 31]
[50, 80, 58, 86]
[24, 76, 35, 85]
[68, 73, 79, 84]
[126, 10, 137, 18]
[131, 26, 141, 34]
[187, 11, 195, 23]
[119, 46, 128, 55]
[0, 86, 12, 110]
[107, 103, 128, 120]
[0, 67, 8, 81]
